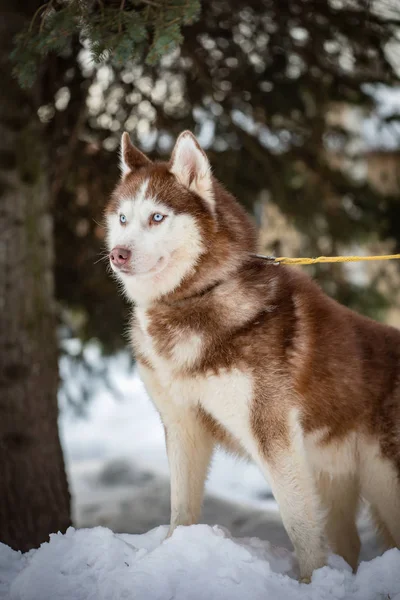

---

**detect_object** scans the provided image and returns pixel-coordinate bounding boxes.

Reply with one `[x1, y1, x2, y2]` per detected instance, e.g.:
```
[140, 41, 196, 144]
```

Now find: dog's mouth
[137, 255, 168, 278]
[111, 255, 168, 278]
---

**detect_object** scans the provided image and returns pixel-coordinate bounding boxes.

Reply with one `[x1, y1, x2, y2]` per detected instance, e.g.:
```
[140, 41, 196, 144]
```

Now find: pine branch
[11, 0, 201, 88]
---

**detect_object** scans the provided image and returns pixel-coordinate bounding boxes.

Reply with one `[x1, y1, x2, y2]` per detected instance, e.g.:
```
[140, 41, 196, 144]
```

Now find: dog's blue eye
[152, 213, 164, 223]
[119, 214, 127, 224]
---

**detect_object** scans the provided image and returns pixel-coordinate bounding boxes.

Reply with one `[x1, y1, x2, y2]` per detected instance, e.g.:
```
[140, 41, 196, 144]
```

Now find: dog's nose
[110, 246, 131, 267]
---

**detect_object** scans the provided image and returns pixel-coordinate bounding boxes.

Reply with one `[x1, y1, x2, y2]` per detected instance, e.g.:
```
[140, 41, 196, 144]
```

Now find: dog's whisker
[94, 253, 110, 265]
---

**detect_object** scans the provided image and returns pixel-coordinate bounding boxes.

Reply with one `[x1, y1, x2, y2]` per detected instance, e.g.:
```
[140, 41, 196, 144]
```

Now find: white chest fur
[196, 368, 259, 456]
[134, 307, 259, 457]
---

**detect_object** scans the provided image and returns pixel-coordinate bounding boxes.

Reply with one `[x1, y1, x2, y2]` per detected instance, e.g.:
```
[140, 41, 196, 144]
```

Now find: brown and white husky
[106, 130, 400, 581]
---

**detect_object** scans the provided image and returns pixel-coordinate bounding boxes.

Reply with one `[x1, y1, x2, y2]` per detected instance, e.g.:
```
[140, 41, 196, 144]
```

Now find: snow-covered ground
[2, 524, 400, 600]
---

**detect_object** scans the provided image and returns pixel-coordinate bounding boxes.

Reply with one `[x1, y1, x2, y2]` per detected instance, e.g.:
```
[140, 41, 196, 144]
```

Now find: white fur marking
[170, 333, 204, 368]
[305, 428, 358, 477]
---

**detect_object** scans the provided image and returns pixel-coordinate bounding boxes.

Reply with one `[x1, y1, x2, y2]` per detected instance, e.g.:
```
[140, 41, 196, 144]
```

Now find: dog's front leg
[260, 443, 327, 582]
[137, 364, 214, 535]
[165, 409, 214, 536]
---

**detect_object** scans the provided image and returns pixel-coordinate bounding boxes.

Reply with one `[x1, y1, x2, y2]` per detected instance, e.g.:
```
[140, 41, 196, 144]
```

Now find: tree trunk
[0, 0, 71, 550]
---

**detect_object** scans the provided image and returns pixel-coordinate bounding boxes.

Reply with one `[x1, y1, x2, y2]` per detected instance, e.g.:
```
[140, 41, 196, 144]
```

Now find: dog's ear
[120, 132, 152, 177]
[170, 131, 214, 211]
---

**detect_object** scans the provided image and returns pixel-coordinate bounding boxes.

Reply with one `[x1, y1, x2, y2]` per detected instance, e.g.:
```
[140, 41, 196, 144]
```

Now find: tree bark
[0, 0, 71, 550]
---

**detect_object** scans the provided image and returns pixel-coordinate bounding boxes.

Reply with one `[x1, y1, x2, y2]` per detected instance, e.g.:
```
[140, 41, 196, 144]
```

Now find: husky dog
[106, 130, 400, 581]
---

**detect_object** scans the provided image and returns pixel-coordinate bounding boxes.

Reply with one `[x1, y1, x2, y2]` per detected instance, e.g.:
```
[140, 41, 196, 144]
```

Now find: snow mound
[1, 525, 400, 600]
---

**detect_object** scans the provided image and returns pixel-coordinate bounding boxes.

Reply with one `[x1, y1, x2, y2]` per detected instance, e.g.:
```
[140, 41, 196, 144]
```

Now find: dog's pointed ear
[170, 131, 214, 211]
[120, 132, 151, 177]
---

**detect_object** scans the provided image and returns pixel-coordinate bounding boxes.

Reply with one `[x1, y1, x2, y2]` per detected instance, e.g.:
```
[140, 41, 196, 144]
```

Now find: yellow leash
[252, 253, 400, 266]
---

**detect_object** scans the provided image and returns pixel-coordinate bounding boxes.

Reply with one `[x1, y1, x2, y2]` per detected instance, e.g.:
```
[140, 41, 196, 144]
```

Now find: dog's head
[105, 131, 256, 304]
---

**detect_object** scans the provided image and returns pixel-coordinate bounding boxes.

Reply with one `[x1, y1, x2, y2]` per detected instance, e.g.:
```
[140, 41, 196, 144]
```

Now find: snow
[2, 524, 400, 600]
[362, 85, 400, 151]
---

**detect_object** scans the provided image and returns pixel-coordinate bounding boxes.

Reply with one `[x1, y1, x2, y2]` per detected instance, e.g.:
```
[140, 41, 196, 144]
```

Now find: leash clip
[251, 253, 280, 266]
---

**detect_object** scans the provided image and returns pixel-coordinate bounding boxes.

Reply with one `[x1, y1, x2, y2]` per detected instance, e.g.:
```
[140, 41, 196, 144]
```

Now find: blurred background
[1, 0, 400, 556]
